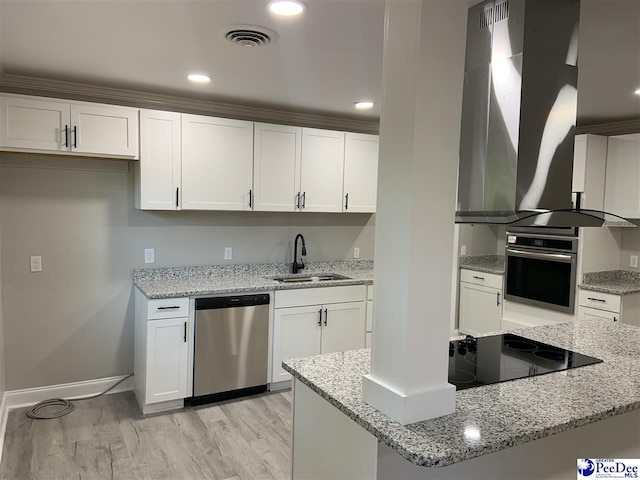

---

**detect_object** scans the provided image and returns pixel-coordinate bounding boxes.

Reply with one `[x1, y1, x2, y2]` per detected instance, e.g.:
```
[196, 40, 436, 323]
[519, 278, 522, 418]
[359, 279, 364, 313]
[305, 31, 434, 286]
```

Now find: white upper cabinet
[0, 94, 138, 159]
[136, 110, 182, 210]
[343, 133, 379, 213]
[253, 123, 301, 212]
[300, 128, 345, 213]
[0, 96, 70, 152]
[181, 114, 254, 211]
[604, 133, 640, 219]
[70, 103, 138, 157]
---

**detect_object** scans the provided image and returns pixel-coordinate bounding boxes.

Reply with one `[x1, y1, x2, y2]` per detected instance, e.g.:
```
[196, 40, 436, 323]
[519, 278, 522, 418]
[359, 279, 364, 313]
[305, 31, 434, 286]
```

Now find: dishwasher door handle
[183, 321, 187, 342]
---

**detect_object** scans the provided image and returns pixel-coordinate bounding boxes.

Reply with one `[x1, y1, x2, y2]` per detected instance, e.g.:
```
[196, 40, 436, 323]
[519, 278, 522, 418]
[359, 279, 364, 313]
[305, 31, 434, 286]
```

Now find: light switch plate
[461, 245, 467, 255]
[353, 247, 360, 259]
[631, 255, 638, 268]
[224, 247, 233, 260]
[144, 248, 155, 264]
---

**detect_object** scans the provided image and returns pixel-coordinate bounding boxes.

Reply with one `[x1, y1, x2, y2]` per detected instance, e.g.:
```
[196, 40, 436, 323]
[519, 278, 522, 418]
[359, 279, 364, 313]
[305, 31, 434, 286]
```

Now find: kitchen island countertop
[134, 260, 374, 299]
[283, 319, 640, 468]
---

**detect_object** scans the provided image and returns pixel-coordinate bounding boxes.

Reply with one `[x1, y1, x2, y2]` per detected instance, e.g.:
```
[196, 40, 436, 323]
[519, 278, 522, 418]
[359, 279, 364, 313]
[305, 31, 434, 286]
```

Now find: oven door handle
[506, 248, 574, 263]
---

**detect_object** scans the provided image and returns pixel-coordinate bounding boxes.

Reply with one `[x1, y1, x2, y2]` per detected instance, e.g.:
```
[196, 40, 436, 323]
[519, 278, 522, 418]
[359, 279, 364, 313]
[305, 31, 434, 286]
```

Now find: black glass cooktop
[448, 333, 602, 391]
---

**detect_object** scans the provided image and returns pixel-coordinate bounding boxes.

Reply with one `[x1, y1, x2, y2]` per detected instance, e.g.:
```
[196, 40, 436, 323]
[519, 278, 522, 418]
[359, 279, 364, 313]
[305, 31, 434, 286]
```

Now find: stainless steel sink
[271, 273, 351, 283]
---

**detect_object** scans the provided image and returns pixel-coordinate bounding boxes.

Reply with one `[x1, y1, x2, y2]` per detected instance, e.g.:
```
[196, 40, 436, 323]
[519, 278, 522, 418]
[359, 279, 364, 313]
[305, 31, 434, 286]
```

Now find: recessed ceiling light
[268, 0, 306, 17]
[187, 74, 211, 84]
[635, 87, 640, 95]
[355, 101, 375, 110]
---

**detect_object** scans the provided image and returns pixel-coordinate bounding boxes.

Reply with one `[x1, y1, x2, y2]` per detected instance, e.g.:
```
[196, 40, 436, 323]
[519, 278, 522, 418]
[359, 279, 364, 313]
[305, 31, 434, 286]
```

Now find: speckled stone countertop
[459, 255, 505, 275]
[283, 319, 640, 468]
[134, 260, 374, 299]
[579, 270, 640, 295]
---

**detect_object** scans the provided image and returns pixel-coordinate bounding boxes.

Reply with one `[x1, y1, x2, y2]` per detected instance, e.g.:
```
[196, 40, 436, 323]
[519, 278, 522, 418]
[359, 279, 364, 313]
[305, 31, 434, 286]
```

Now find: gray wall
[619, 228, 640, 271]
[457, 224, 502, 256]
[0, 154, 375, 390]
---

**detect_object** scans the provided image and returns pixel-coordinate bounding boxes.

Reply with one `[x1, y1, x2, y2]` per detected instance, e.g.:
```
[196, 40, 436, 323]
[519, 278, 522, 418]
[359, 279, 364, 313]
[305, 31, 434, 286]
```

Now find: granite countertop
[579, 270, 640, 295]
[134, 260, 374, 299]
[283, 319, 640, 468]
[459, 255, 505, 275]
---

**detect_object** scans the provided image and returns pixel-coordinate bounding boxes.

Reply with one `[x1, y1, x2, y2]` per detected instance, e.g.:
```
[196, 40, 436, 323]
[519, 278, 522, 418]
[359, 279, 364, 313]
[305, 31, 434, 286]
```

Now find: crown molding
[576, 118, 640, 136]
[0, 73, 380, 134]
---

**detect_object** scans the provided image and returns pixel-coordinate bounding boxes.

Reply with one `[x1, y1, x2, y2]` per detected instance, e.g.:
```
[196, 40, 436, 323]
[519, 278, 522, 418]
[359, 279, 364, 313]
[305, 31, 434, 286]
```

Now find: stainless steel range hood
[456, 0, 594, 226]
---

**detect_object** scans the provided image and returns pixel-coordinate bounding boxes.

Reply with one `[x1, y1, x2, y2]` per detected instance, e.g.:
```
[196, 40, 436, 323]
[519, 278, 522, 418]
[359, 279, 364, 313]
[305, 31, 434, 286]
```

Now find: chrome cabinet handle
[248, 189, 252, 208]
[318, 308, 322, 327]
[587, 297, 606, 302]
[158, 306, 181, 310]
[323, 308, 328, 326]
[176, 187, 179, 208]
[613, 316, 618, 322]
[497, 292, 501, 306]
[473, 276, 485, 280]
[64, 125, 69, 147]
[73, 126, 78, 148]
[345, 193, 349, 210]
[296, 192, 301, 209]
[302, 192, 306, 209]
[183, 322, 187, 342]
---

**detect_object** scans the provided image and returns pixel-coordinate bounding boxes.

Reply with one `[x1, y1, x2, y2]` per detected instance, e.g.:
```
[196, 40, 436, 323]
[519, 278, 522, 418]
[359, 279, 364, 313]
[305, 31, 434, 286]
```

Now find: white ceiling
[0, 0, 638, 125]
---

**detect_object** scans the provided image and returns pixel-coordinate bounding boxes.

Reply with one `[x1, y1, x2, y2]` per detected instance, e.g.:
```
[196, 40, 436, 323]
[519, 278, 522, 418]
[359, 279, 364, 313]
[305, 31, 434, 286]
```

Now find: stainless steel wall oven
[505, 230, 578, 314]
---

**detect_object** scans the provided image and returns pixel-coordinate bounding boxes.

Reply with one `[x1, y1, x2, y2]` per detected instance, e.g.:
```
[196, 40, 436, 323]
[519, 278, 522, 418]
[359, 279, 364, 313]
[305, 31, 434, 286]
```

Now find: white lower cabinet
[577, 289, 640, 327]
[272, 286, 366, 383]
[458, 269, 503, 335]
[365, 285, 374, 348]
[134, 289, 190, 414]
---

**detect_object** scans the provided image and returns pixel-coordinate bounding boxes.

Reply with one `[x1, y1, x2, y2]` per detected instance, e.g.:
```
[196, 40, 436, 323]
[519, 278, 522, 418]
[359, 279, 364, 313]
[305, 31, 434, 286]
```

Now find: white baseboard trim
[0, 374, 134, 465]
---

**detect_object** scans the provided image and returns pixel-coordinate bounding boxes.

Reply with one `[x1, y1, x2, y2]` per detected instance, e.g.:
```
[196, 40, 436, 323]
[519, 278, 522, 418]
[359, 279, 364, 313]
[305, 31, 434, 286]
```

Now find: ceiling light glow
[268, 0, 306, 17]
[355, 101, 375, 110]
[187, 74, 211, 84]
[635, 87, 640, 96]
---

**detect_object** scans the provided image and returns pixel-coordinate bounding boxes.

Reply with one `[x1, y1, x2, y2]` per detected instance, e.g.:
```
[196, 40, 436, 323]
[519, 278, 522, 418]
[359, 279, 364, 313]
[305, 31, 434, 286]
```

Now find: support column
[362, 0, 468, 425]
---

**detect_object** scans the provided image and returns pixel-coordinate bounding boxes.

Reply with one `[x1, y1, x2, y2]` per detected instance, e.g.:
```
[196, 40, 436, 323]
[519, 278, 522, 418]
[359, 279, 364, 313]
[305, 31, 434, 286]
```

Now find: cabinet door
[0, 95, 70, 152]
[182, 114, 254, 210]
[272, 306, 322, 382]
[343, 133, 379, 213]
[137, 110, 181, 210]
[253, 123, 301, 212]
[70, 103, 138, 157]
[321, 301, 366, 354]
[459, 282, 502, 336]
[146, 317, 189, 404]
[604, 134, 640, 219]
[300, 128, 345, 212]
[577, 306, 619, 323]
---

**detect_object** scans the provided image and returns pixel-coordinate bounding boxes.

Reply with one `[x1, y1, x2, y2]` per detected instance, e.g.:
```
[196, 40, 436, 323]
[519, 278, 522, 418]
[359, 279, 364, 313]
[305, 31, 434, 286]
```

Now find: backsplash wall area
[619, 227, 640, 271]
[0, 155, 375, 390]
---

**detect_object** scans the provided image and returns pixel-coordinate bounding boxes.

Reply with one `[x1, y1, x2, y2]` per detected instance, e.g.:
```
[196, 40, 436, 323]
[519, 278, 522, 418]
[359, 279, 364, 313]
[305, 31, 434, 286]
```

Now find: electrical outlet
[224, 247, 233, 260]
[631, 255, 638, 268]
[144, 248, 155, 264]
[353, 247, 360, 259]
[461, 245, 467, 255]
[30, 256, 42, 272]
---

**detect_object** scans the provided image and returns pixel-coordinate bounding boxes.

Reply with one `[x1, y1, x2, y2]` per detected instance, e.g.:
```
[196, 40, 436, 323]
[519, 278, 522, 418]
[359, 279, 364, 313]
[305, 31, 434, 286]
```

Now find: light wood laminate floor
[0, 390, 292, 480]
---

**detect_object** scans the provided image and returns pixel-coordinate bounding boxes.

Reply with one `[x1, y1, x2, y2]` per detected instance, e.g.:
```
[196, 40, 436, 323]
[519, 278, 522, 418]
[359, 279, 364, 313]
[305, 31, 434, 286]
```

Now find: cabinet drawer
[367, 285, 374, 301]
[578, 289, 621, 313]
[460, 269, 503, 290]
[274, 285, 366, 308]
[147, 297, 189, 319]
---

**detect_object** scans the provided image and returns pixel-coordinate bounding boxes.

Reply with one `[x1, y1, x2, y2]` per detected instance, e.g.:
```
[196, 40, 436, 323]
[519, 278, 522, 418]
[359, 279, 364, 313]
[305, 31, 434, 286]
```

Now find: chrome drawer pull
[473, 276, 485, 280]
[587, 297, 606, 303]
[157, 306, 181, 310]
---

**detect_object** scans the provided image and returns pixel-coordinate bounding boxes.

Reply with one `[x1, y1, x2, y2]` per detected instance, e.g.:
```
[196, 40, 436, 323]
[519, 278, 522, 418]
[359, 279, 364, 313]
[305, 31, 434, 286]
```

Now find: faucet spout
[292, 233, 307, 273]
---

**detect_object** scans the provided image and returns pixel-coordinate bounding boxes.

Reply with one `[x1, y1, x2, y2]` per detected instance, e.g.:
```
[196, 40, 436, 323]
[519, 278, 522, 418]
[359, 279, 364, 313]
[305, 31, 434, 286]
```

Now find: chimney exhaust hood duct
[455, 0, 633, 228]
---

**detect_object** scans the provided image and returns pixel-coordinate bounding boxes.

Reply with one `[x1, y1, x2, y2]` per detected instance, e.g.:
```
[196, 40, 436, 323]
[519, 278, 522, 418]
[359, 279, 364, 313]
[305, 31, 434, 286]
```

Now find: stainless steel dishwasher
[192, 294, 270, 405]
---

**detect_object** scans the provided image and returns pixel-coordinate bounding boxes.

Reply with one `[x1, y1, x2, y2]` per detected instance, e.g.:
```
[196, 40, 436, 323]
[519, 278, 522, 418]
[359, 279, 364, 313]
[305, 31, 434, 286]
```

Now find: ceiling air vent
[479, 1, 509, 29]
[223, 25, 279, 48]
